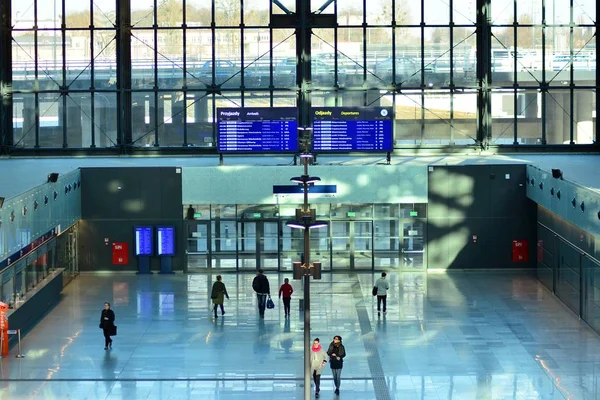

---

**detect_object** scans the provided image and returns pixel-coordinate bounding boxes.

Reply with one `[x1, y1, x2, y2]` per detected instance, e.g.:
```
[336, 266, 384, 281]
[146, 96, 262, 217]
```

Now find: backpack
[372, 286, 378, 296]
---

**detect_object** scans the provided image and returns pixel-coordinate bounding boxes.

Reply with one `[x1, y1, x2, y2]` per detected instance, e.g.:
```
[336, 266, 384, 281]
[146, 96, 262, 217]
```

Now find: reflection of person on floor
[101, 350, 117, 392]
[280, 318, 293, 353]
[253, 319, 271, 362]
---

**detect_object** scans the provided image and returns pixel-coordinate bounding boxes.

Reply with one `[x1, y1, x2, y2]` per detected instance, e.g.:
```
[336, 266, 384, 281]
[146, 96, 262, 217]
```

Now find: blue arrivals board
[134, 226, 153, 256]
[312, 107, 394, 152]
[217, 107, 298, 152]
[157, 226, 175, 256]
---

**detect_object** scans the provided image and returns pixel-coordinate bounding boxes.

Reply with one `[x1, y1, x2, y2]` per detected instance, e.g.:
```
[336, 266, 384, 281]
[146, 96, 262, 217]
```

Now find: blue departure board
[157, 226, 175, 256]
[134, 226, 153, 256]
[217, 107, 298, 152]
[312, 107, 394, 152]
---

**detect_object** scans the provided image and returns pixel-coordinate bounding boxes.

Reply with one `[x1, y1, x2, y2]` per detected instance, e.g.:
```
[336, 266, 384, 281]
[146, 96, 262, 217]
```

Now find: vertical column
[574, 91, 594, 144]
[22, 96, 37, 147]
[0, 0, 13, 152]
[117, 0, 132, 150]
[476, 0, 492, 149]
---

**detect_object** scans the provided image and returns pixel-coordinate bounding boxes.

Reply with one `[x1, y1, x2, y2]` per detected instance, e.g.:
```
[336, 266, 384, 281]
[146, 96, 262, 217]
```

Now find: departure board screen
[217, 107, 298, 152]
[134, 226, 153, 256]
[157, 226, 175, 256]
[312, 107, 394, 152]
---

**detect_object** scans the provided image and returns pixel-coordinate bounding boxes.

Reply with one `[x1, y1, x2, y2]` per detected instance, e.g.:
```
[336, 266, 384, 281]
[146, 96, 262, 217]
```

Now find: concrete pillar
[22, 96, 36, 147]
[575, 91, 594, 144]
[79, 96, 92, 148]
[62, 97, 83, 148]
[545, 92, 570, 144]
[131, 103, 146, 144]
[520, 92, 538, 118]
[193, 96, 209, 123]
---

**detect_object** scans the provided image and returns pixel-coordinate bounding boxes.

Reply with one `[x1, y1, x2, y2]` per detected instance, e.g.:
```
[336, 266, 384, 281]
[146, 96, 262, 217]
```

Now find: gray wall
[79, 167, 184, 271]
[182, 164, 428, 205]
[427, 164, 536, 270]
[536, 205, 600, 333]
[526, 164, 600, 240]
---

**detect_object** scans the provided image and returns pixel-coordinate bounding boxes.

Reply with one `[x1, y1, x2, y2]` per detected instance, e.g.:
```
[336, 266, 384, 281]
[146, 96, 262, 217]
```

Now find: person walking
[375, 272, 390, 314]
[310, 338, 328, 398]
[211, 275, 229, 318]
[99, 302, 115, 350]
[278, 278, 293, 317]
[252, 269, 270, 318]
[327, 335, 346, 395]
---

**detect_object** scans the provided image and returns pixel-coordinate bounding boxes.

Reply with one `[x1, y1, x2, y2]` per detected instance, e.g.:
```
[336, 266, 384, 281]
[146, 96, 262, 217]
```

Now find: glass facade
[1, 0, 597, 152]
[184, 203, 426, 271]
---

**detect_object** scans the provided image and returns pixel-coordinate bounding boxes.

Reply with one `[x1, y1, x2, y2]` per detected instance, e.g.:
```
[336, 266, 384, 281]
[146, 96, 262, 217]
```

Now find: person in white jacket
[310, 338, 328, 398]
[375, 272, 390, 314]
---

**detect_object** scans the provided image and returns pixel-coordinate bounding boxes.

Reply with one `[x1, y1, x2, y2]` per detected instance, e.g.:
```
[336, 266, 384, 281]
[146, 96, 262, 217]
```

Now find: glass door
[186, 221, 210, 270]
[238, 221, 257, 270]
[401, 221, 425, 270]
[211, 220, 237, 269]
[353, 221, 373, 270]
[332, 221, 351, 269]
[374, 220, 401, 269]
[259, 221, 280, 270]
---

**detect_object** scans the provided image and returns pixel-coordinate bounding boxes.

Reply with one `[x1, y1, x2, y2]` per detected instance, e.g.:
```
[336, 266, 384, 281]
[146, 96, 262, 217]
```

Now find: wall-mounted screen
[157, 226, 175, 256]
[134, 226, 153, 256]
[217, 107, 298, 152]
[312, 107, 394, 152]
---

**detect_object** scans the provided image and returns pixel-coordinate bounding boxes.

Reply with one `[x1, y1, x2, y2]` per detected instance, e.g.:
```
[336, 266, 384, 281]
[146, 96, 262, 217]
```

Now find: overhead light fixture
[286, 221, 307, 230]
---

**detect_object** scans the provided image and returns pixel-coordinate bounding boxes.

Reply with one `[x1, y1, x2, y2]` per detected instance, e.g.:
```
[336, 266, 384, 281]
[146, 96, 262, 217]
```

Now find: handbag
[109, 325, 118, 336]
[266, 295, 275, 309]
[372, 286, 378, 296]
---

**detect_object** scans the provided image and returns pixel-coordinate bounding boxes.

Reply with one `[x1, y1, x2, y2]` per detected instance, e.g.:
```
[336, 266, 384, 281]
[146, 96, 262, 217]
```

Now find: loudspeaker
[551, 169, 563, 179]
[312, 262, 322, 280]
[293, 262, 303, 280]
[47, 173, 59, 183]
[0, 197, 4, 209]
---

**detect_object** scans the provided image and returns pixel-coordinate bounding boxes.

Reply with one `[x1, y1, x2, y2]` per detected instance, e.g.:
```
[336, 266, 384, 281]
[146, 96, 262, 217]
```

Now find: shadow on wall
[426, 164, 537, 270]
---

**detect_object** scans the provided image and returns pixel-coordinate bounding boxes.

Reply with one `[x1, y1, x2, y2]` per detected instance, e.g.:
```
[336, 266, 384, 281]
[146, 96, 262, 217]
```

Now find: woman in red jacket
[278, 278, 294, 317]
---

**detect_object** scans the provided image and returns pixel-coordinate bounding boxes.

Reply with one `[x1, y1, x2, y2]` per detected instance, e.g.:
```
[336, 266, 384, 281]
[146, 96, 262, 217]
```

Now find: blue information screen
[217, 107, 298, 152]
[157, 226, 176, 256]
[134, 226, 153, 256]
[312, 107, 394, 152]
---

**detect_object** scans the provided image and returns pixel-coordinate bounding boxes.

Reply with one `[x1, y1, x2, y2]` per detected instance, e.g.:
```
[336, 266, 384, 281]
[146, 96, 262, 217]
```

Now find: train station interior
[0, 0, 599, 399]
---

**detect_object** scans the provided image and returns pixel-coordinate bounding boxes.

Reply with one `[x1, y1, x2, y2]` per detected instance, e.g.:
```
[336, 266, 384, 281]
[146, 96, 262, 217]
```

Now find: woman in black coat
[99, 302, 115, 350]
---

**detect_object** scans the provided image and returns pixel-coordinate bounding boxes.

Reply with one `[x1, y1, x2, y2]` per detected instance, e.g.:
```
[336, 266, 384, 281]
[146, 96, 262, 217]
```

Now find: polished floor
[1, 271, 599, 399]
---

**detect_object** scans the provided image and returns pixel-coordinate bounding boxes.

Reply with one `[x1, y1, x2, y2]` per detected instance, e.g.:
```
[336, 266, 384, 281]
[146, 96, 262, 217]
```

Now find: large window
[2, 0, 597, 151]
[490, 0, 596, 145]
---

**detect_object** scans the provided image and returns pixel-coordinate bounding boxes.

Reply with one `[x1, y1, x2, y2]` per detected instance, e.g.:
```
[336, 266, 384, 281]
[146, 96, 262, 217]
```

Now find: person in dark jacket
[252, 269, 270, 318]
[327, 335, 346, 394]
[279, 278, 294, 317]
[99, 302, 115, 350]
[211, 275, 229, 318]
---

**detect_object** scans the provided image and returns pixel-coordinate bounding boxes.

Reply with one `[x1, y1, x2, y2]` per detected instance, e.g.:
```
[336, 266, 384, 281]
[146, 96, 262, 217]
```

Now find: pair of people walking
[311, 336, 346, 397]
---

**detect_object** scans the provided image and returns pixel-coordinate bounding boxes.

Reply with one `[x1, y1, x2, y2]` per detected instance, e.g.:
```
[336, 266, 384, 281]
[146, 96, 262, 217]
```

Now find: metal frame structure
[0, 0, 598, 155]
